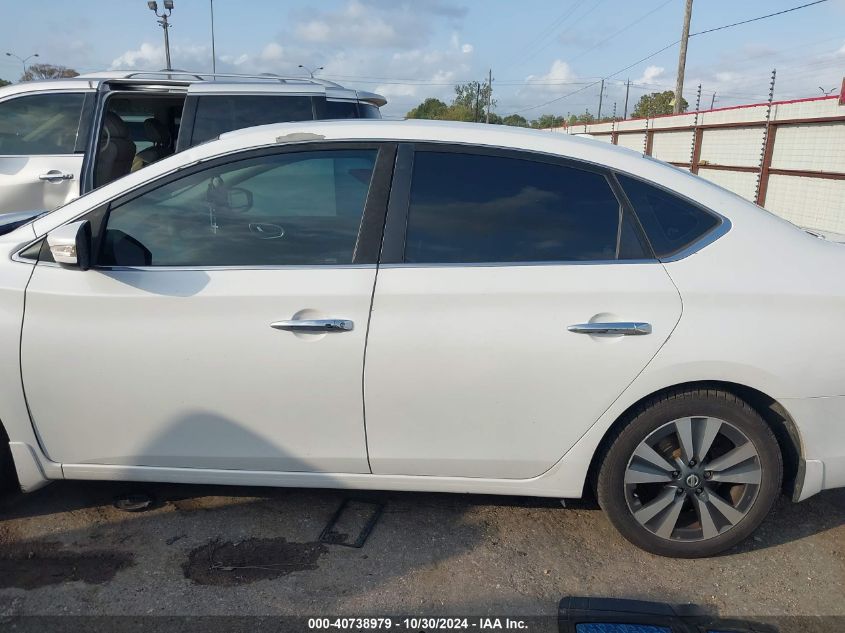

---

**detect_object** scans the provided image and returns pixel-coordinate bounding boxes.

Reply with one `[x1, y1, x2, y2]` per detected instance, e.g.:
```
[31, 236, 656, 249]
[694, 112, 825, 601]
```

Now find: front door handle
[270, 319, 354, 333]
[38, 170, 74, 182]
[568, 322, 652, 335]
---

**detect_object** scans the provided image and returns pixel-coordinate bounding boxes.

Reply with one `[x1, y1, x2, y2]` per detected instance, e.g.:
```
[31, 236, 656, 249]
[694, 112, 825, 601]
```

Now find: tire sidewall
[597, 392, 783, 558]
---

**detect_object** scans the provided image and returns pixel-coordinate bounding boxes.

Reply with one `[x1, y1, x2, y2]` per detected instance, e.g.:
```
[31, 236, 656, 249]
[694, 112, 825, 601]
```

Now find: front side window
[404, 151, 646, 264]
[0, 92, 85, 155]
[99, 149, 377, 267]
[617, 174, 720, 257]
[190, 95, 314, 146]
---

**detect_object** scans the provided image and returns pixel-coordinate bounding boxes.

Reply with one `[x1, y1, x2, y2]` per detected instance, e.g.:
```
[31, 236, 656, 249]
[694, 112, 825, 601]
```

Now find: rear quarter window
[617, 174, 720, 257]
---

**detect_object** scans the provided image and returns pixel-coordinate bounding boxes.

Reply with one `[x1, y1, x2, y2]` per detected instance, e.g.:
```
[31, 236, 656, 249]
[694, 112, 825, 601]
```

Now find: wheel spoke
[632, 442, 676, 473]
[692, 417, 721, 462]
[633, 487, 678, 524]
[705, 442, 758, 472]
[711, 462, 762, 485]
[654, 494, 686, 539]
[706, 490, 746, 525]
[692, 494, 720, 539]
[625, 463, 674, 484]
[674, 417, 695, 464]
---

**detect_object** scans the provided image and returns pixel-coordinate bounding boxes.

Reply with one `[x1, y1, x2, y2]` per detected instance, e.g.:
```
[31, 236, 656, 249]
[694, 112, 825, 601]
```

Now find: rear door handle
[38, 170, 74, 182]
[270, 319, 354, 332]
[568, 322, 652, 335]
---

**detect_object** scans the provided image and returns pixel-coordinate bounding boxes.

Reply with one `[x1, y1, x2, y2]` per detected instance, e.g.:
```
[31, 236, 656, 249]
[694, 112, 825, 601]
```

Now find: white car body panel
[0, 119, 841, 504]
[21, 265, 375, 472]
[0, 154, 84, 215]
[364, 263, 681, 478]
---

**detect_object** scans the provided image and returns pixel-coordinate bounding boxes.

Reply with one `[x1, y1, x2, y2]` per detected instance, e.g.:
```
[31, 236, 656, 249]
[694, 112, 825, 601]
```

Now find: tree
[21, 64, 79, 82]
[530, 114, 566, 129]
[406, 98, 449, 120]
[632, 90, 688, 118]
[501, 114, 528, 127]
[0, 78, 11, 87]
[453, 81, 495, 123]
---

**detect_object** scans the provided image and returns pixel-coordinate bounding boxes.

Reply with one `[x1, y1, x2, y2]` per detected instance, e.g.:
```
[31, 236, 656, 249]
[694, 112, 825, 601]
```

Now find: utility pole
[486, 68, 493, 123]
[709, 92, 717, 109]
[210, 0, 217, 74]
[147, 1, 175, 71]
[474, 82, 481, 123]
[597, 78, 605, 120]
[623, 78, 631, 119]
[673, 0, 693, 114]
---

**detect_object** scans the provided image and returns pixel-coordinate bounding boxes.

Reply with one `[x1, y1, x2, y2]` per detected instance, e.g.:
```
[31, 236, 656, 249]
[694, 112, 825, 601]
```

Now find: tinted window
[324, 100, 360, 119]
[359, 103, 381, 119]
[617, 174, 719, 257]
[99, 149, 376, 267]
[191, 95, 314, 145]
[0, 92, 85, 155]
[404, 152, 646, 264]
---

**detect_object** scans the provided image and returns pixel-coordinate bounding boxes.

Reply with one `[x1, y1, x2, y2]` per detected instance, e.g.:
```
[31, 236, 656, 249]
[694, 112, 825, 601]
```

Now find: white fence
[549, 94, 845, 234]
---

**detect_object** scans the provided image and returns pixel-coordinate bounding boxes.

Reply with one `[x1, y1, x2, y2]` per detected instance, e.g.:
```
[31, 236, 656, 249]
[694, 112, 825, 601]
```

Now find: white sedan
[1, 119, 843, 558]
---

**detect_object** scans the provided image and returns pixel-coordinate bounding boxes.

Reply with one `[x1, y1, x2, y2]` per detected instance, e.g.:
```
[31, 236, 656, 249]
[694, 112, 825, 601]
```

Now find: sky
[1, 0, 844, 119]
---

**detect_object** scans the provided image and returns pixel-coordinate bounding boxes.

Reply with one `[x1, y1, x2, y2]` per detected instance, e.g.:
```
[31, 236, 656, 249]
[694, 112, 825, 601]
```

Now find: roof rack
[97, 70, 344, 89]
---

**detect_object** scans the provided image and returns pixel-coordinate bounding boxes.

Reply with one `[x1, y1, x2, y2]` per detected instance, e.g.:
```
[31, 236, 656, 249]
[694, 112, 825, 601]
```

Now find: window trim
[83, 141, 394, 270]
[380, 142, 657, 267]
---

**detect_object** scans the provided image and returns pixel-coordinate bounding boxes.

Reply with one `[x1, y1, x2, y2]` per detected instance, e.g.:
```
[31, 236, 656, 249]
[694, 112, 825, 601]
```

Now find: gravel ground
[0, 480, 842, 623]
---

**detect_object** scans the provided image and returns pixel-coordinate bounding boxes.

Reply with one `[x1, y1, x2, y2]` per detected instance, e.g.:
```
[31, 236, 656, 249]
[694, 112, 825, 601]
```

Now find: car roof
[215, 118, 640, 164]
[0, 71, 387, 107]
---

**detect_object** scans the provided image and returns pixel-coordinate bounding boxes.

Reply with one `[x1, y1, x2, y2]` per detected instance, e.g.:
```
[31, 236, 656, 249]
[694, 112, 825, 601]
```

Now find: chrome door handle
[270, 319, 354, 332]
[38, 170, 74, 182]
[567, 322, 652, 335]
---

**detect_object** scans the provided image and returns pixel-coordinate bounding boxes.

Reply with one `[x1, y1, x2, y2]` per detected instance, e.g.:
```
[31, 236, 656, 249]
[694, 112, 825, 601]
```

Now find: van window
[190, 95, 314, 145]
[0, 92, 85, 155]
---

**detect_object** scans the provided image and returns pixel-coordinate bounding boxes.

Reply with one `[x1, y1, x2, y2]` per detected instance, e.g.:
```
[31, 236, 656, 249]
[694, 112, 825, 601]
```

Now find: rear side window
[191, 95, 314, 145]
[617, 174, 720, 257]
[0, 92, 85, 155]
[404, 151, 647, 264]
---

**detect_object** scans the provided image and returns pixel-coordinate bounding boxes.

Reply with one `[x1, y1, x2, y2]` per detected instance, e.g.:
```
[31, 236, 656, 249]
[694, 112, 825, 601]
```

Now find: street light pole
[298, 65, 324, 79]
[147, 1, 174, 71]
[5, 52, 39, 79]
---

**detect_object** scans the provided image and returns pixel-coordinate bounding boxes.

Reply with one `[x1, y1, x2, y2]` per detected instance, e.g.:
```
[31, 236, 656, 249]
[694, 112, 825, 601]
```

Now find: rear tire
[596, 388, 782, 558]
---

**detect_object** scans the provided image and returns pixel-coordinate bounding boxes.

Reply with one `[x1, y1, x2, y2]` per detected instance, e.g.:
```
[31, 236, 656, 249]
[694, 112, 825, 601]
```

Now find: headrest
[144, 118, 171, 145]
[102, 112, 130, 139]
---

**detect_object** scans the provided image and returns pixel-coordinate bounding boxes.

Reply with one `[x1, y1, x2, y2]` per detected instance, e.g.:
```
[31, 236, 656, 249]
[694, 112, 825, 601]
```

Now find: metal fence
[550, 92, 845, 235]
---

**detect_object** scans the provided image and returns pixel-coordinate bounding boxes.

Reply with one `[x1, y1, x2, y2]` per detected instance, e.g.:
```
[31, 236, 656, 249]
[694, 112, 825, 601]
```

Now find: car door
[21, 142, 394, 472]
[0, 88, 92, 214]
[364, 145, 683, 479]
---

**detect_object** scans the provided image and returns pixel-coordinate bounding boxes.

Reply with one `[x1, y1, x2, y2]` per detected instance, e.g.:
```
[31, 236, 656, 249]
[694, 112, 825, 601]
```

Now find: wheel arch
[586, 380, 802, 500]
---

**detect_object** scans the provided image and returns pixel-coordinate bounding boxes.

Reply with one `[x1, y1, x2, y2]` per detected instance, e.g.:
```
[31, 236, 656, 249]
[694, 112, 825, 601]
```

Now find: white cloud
[636, 65, 665, 86]
[106, 0, 475, 116]
[110, 42, 213, 71]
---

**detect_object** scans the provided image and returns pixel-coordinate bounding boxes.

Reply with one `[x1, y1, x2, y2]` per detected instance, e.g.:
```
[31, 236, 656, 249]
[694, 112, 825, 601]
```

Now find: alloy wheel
[623, 416, 762, 542]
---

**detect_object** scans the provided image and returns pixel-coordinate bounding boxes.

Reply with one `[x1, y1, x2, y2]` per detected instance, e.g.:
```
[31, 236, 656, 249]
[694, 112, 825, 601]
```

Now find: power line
[509, 0, 832, 115]
[569, 0, 674, 65]
[520, 0, 609, 64]
[689, 0, 829, 37]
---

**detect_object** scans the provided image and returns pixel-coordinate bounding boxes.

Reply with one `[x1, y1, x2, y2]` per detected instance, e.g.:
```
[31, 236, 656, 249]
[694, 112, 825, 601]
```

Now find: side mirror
[46, 220, 93, 270]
